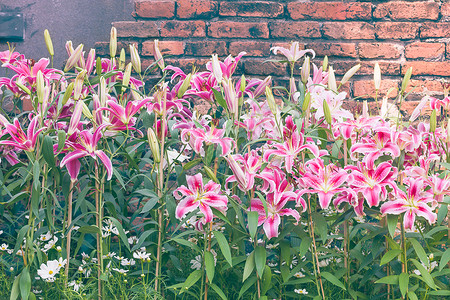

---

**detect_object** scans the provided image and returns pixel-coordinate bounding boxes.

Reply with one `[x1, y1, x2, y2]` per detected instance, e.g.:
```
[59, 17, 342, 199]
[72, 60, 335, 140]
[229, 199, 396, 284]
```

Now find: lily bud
[430, 109, 436, 133]
[99, 77, 107, 106]
[301, 56, 310, 84]
[110, 27, 117, 58]
[62, 82, 74, 105]
[129, 44, 141, 74]
[96, 57, 102, 76]
[15, 81, 31, 95]
[204, 166, 218, 183]
[328, 66, 337, 92]
[68, 101, 83, 135]
[323, 99, 332, 125]
[64, 43, 84, 72]
[85, 49, 96, 76]
[447, 118, 450, 142]
[362, 100, 369, 118]
[153, 40, 165, 69]
[302, 92, 311, 112]
[211, 54, 223, 83]
[65, 41, 74, 56]
[177, 73, 192, 98]
[147, 128, 161, 163]
[341, 64, 360, 85]
[73, 70, 87, 101]
[130, 82, 142, 100]
[119, 48, 126, 70]
[223, 79, 238, 119]
[401, 67, 413, 94]
[410, 96, 429, 122]
[44, 29, 54, 57]
[122, 63, 132, 92]
[265, 86, 277, 114]
[374, 63, 381, 90]
[240, 74, 246, 93]
[81, 101, 93, 120]
[322, 56, 328, 71]
[36, 70, 45, 103]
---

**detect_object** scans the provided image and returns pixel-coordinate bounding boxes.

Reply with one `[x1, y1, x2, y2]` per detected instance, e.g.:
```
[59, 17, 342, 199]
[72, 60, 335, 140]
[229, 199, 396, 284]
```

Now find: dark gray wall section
[0, 0, 134, 70]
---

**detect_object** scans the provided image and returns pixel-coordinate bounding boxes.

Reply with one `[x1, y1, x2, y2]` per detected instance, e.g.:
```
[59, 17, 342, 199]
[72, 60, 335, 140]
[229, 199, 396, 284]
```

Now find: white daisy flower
[37, 260, 60, 281]
[295, 288, 308, 295]
[0, 243, 9, 251]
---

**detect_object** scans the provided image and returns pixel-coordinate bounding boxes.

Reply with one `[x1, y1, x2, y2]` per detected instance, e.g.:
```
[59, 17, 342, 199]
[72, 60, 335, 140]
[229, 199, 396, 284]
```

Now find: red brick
[405, 42, 445, 60]
[421, 23, 450, 38]
[359, 43, 402, 59]
[330, 61, 401, 76]
[244, 59, 286, 76]
[229, 41, 272, 57]
[374, 1, 439, 20]
[288, 2, 371, 20]
[208, 21, 269, 38]
[401, 100, 434, 116]
[134, 0, 175, 19]
[405, 79, 444, 97]
[353, 80, 400, 99]
[185, 41, 227, 56]
[442, 2, 450, 19]
[374, 22, 419, 40]
[113, 21, 159, 38]
[165, 58, 211, 71]
[269, 21, 321, 38]
[323, 22, 375, 39]
[306, 42, 357, 58]
[142, 41, 184, 56]
[402, 61, 450, 76]
[177, 0, 218, 19]
[161, 21, 205, 37]
[95, 41, 136, 56]
[220, 1, 284, 18]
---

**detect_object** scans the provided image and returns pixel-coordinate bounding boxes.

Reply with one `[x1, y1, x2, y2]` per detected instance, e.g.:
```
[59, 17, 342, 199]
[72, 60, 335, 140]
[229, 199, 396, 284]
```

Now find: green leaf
[375, 275, 399, 285]
[243, 251, 255, 282]
[254, 246, 266, 278]
[1, 191, 28, 205]
[56, 130, 66, 152]
[428, 290, 450, 296]
[182, 158, 202, 170]
[409, 238, 428, 268]
[205, 251, 215, 283]
[248, 211, 259, 239]
[399, 272, 409, 298]
[33, 160, 40, 191]
[380, 249, 402, 266]
[439, 248, 450, 271]
[180, 270, 202, 293]
[407, 291, 418, 300]
[437, 204, 448, 225]
[106, 217, 130, 252]
[386, 214, 398, 238]
[78, 225, 101, 234]
[42, 135, 56, 167]
[212, 88, 227, 109]
[211, 207, 231, 226]
[210, 283, 227, 300]
[254, 191, 269, 218]
[131, 229, 157, 252]
[321, 271, 346, 290]
[312, 212, 327, 242]
[205, 146, 215, 167]
[297, 237, 312, 258]
[204, 165, 218, 183]
[10, 274, 20, 300]
[238, 277, 257, 299]
[13, 225, 30, 255]
[140, 195, 159, 214]
[171, 238, 201, 253]
[411, 258, 436, 289]
[19, 267, 31, 300]
[213, 231, 232, 267]
[261, 265, 272, 295]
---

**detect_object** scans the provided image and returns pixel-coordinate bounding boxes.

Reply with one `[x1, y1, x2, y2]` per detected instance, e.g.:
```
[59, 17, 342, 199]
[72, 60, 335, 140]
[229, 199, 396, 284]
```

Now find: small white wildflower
[0, 243, 9, 251]
[121, 258, 136, 266]
[68, 281, 82, 292]
[294, 289, 308, 295]
[128, 236, 138, 245]
[56, 246, 62, 252]
[266, 243, 279, 249]
[39, 232, 53, 242]
[9, 267, 14, 272]
[112, 268, 128, 274]
[294, 272, 305, 278]
[133, 250, 150, 261]
[190, 255, 202, 270]
[37, 260, 60, 281]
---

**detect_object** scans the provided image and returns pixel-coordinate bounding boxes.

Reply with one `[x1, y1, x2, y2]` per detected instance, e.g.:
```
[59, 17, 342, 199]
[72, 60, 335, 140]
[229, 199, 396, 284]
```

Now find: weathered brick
[374, 22, 419, 40]
[421, 23, 450, 38]
[113, 21, 159, 38]
[330, 61, 401, 76]
[359, 43, 403, 59]
[220, 1, 284, 18]
[185, 41, 227, 56]
[208, 21, 269, 38]
[405, 42, 445, 60]
[244, 59, 286, 76]
[95, 41, 136, 56]
[142, 41, 184, 56]
[165, 58, 211, 72]
[374, 1, 439, 20]
[177, 0, 218, 19]
[288, 2, 371, 20]
[229, 41, 272, 57]
[405, 79, 444, 97]
[323, 22, 375, 39]
[401, 100, 434, 116]
[442, 2, 450, 19]
[269, 21, 321, 38]
[306, 42, 357, 58]
[134, 0, 175, 19]
[353, 80, 400, 99]
[161, 21, 205, 37]
[402, 61, 450, 76]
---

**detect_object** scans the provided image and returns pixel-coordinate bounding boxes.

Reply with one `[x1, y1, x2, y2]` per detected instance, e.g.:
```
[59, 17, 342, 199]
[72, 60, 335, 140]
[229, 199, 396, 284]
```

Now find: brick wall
[97, 0, 450, 109]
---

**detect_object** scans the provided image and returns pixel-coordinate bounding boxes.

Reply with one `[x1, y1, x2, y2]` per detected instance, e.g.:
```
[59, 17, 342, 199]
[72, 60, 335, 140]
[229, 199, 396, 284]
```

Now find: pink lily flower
[60, 125, 113, 181]
[380, 179, 437, 230]
[174, 173, 228, 224]
[300, 158, 348, 209]
[7, 58, 62, 87]
[206, 52, 246, 80]
[0, 50, 24, 66]
[236, 99, 274, 141]
[225, 150, 263, 192]
[99, 98, 150, 132]
[185, 72, 218, 103]
[271, 42, 315, 64]
[181, 125, 235, 157]
[0, 116, 45, 152]
[346, 161, 398, 207]
[427, 174, 450, 202]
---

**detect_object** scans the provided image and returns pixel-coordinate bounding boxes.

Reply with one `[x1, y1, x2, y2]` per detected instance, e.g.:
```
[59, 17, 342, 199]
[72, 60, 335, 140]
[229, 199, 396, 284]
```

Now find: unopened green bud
[15, 81, 31, 95]
[328, 66, 337, 92]
[122, 63, 132, 92]
[147, 128, 161, 163]
[44, 29, 54, 57]
[177, 73, 192, 98]
[36, 70, 45, 103]
[323, 99, 332, 125]
[73, 70, 87, 101]
[322, 56, 328, 71]
[265, 86, 277, 114]
[341, 64, 360, 85]
[129, 44, 141, 74]
[204, 166, 218, 183]
[64, 44, 84, 72]
[110, 27, 117, 58]
[430, 109, 436, 133]
[80, 101, 93, 120]
[62, 82, 74, 105]
[119, 49, 126, 70]
[96, 57, 102, 76]
[302, 92, 311, 112]
[374, 63, 381, 91]
[240, 74, 246, 93]
[99, 77, 107, 106]
[301, 56, 310, 84]
[401, 67, 413, 94]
